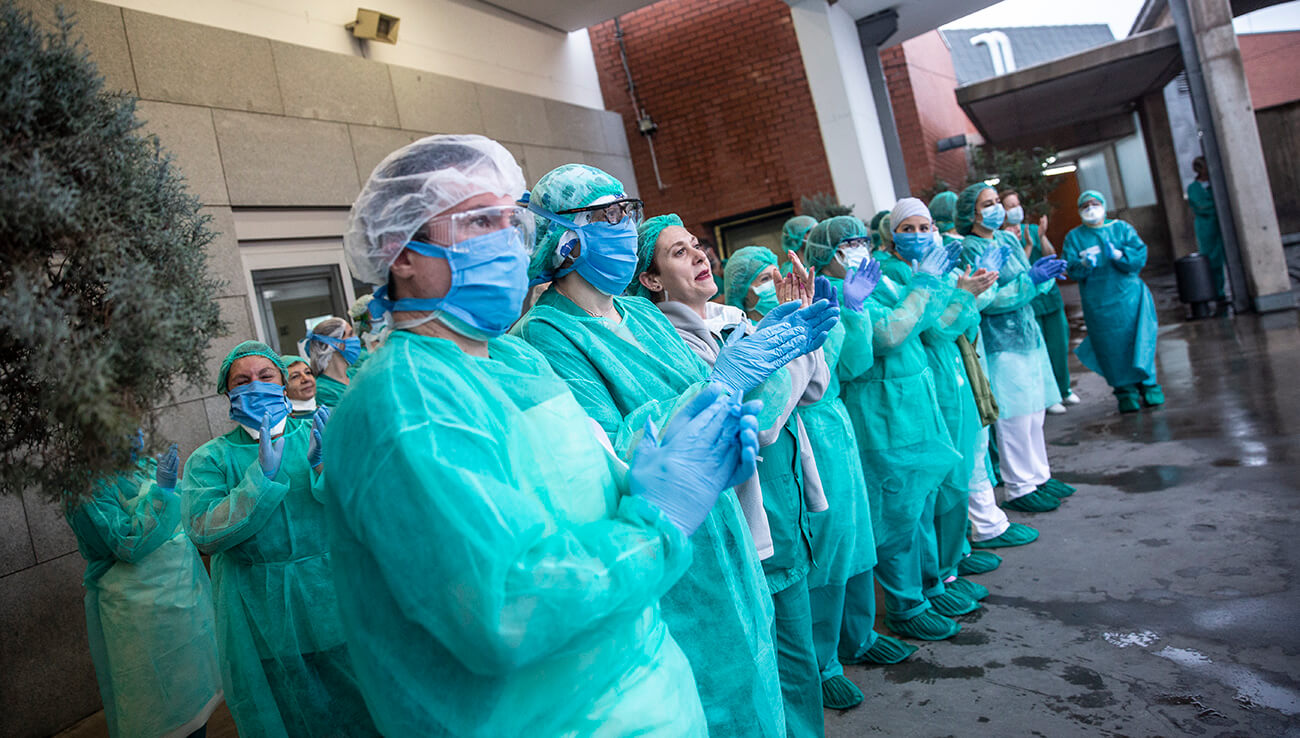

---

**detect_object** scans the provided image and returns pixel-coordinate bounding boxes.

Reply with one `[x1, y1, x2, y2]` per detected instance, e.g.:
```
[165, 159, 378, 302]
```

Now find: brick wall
[882, 31, 976, 195]
[1240, 31, 1300, 111]
[587, 0, 835, 241]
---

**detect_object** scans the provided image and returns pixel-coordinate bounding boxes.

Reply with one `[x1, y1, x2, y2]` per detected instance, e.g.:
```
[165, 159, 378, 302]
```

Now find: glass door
[251, 265, 348, 354]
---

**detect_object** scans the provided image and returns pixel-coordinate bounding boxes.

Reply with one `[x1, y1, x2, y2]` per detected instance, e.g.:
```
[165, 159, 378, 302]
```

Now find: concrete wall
[1, 2, 633, 736]
[1256, 100, 1300, 235]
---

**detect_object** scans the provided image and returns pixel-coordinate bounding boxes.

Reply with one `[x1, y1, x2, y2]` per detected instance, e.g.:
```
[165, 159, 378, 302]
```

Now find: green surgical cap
[217, 340, 288, 394]
[280, 354, 307, 368]
[781, 215, 818, 255]
[929, 191, 958, 233]
[527, 164, 627, 281]
[878, 214, 894, 247]
[723, 246, 778, 309]
[804, 215, 868, 269]
[956, 183, 994, 236]
[628, 213, 683, 299]
[1078, 189, 1106, 209]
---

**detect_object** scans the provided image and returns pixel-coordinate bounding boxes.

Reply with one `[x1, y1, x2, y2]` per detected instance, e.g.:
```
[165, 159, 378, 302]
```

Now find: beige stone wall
[0, 2, 634, 735]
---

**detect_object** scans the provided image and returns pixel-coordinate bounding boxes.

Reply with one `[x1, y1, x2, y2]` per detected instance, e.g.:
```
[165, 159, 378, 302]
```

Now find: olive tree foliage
[799, 192, 854, 221]
[0, 2, 226, 502]
[967, 145, 1061, 218]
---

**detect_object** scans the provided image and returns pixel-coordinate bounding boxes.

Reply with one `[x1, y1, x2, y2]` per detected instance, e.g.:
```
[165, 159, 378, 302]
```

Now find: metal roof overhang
[955, 25, 1183, 151]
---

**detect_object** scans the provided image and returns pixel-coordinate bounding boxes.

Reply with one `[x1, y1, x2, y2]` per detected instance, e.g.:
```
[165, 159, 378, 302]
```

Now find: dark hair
[999, 188, 1020, 201]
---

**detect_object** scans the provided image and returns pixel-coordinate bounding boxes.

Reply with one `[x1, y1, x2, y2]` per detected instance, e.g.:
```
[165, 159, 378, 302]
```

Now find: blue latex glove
[755, 299, 801, 334]
[307, 406, 331, 470]
[258, 412, 285, 480]
[1028, 256, 1068, 284]
[842, 259, 882, 313]
[813, 275, 837, 305]
[785, 299, 840, 353]
[629, 389, 761, 536]
[156, 443, 180, 492]
[976, 244, 1008, 273]
[912, 240, 952, 277]
[710, 320, 805, 396]
[944, 241, 963, 272]
[129, 428, 145, 462]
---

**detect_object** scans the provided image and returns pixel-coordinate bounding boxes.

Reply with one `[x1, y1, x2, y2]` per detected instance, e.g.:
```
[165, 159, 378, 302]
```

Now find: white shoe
[1063, 391, 1081, 405]
[1046, 403, 1067, 415]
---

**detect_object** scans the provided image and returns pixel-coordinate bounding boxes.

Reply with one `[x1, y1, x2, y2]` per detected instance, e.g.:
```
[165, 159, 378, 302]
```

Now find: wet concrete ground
[828, 276, 1300, 737]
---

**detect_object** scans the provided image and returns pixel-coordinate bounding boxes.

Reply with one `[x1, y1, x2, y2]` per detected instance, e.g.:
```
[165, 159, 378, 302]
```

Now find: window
[711, 205, 795, 259]
[251, 265, 349, 354]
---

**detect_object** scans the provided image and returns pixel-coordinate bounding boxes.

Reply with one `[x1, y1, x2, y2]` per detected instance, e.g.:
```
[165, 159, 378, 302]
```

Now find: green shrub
[799, 192, 854, 221]
[0, 2, 226, 502]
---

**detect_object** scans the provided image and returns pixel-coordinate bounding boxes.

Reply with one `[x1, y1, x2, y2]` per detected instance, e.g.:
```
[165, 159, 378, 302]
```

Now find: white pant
[996, 410, 1051, 500]
[967, 426, 1009, 541]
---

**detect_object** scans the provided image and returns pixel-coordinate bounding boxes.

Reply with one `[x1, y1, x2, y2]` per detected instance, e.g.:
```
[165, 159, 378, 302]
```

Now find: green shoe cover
[1002, 488, 1060, 513]
[1041, 478, 1075, 498]
[821, 675, 864, 710]
[1117, 394, 1141, 413]
[971, 522, 1040, 549]
[929, 590, 981, 617]
[1142, 385, 1165, 406]
[948, 577, 989, 601]
[888, 610, 961, 641]
[859, 634, 918, 665]
[957, 550, 1002, 575]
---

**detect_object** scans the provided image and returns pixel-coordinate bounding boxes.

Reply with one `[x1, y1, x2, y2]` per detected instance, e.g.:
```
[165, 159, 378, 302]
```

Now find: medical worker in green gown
[303, 316, 360, 407]
[827, 212, 968, 642]
[930, 192, 1040, 555]
[66, 441, 222, 738]
[1188, 156, 1226, 302]
[325, 135, 763, 736]
[955, 184, 1075, 515]
[1063, 190, 1163, 414]
[876, 200, 1002, 621]
[780, 214, 817, 276]
[181, 341, 377, 738]
[512, 164, 835, 737]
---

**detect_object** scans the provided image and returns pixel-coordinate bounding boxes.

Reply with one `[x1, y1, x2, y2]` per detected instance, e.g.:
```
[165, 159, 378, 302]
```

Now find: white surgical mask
[837, 245, 872, 270]
[1004, 206, 1024, 225]
[1080, 205, 1105, 225]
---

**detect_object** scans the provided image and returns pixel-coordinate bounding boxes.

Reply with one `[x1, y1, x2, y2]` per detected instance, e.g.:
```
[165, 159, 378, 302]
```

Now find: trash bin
[1176, 253, 1216, 319]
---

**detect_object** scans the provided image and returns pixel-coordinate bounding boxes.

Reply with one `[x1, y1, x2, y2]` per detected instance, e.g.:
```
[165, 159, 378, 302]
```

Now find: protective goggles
[555, 198, 644, 227]
[414, 205, 537, 254]
[838, 236, 871, 250]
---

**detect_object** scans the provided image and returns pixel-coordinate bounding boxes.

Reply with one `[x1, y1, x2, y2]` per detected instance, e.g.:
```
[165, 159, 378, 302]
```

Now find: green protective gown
[1019, 224, 1072, 398]
[1063, 220, 1160, 390]
[181, 419, 378, 738]
[512, 289, 786, 738]
[313, 373, 348, 408]
[67, 460, 222, 738]
[839, 266, 961, 622]
[959, 230, 1062, 418]
[344, 347, 371, 379]
[798, 284, 878, 683]
[878, 254, 983, 594]
[1187, 179, 1226, 299]
[321, 332, 707, 737]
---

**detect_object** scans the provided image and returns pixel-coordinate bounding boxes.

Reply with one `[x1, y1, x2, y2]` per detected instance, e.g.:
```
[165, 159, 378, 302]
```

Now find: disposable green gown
[344, 347, 371, 379]
[321, 332, 706, 736]
[878, 254, 982, 592]
[67, 460, 222, 738]
[1018, 224, 1072, 398]
[181, 419, 378, 738]
[313, 373, 348, 408]
[839, 268, 960, 621]
[959, 230, 1062, 418]
[1187, 179, 1226, 299]
[513, 288, 785, 738]
[1063, 220, 1160, 389]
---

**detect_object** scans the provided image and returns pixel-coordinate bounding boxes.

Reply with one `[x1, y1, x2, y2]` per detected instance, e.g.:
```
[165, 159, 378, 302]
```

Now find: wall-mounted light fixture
[346, 9, 400, 44]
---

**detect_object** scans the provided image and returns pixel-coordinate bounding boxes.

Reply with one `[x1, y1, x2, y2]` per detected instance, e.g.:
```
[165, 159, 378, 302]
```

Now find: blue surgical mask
[531, 203, 640, 296]
[228, 380, 291, 429]
[1004, 206, 1024, 226]
[307, 333, 362, 364]
[370, 227, 530, 340]
[893, 230, 934, 263]
[980, 203, 1006, 231]
[752, 280, 779, 316]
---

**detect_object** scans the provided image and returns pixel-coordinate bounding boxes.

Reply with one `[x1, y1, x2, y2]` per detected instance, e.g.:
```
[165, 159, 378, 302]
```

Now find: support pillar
[1139, 91, 1198, 260]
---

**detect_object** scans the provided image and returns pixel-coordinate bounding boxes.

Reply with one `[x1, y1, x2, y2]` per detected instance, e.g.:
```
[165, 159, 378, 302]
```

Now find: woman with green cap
[514, 166, 836, 738]
[1063, 190, 1162, 413]
[955, 183, 1074, 517]
[780, 214, 818, 276]
[180, 340, 376, 737]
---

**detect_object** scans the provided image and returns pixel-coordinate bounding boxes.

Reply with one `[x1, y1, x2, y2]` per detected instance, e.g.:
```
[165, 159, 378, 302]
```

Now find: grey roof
[941, 25, 1117, 85]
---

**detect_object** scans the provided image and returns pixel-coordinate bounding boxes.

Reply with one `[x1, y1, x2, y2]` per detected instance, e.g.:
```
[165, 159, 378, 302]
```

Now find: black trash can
[1176, 253, 1216, 319]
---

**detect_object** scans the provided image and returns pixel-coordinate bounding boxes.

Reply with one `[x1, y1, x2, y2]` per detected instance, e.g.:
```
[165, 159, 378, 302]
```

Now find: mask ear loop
[523, 196, 588, 287]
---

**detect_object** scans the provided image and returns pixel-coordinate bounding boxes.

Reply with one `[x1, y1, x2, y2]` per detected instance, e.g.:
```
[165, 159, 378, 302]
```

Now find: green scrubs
[1187, 179, 1226, 299]
[313, 373, 348, 408]
[1020, 224, 1072, 398]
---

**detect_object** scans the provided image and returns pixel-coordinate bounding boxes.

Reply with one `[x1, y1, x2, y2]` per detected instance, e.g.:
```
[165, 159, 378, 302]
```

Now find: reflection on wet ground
[830, 272, 1300, 737]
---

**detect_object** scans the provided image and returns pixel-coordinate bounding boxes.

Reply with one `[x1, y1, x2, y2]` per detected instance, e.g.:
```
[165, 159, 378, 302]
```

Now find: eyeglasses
[838, 237, 871, 250]
[415, 205, 537, 254]
[556, 198, 644, 226]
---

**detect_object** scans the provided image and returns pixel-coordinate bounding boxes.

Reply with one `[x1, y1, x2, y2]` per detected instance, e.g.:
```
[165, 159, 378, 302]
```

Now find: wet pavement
[828, 275, 1300, 737]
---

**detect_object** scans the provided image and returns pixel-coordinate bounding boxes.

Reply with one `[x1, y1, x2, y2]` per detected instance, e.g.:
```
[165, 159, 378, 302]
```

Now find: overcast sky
[941, 0, 1300, 39]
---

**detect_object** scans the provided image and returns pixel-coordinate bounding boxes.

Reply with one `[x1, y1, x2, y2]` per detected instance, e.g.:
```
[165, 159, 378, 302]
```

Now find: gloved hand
[975, 244, 1008, 273]
[258, 413, 285, 480]
[944, 241, 963, 272]
[912, 240, 952, 277]
[755, 299, 800, 333]
[156, 443, 180, 492]
[1080, 246, 1101, 267]
[785, 298, 840, 353]
[1028, 256, 1068, 285]
[842, 259, 882, 313]
[307, 406, 331, 470]
[629, 389, 761, 536]
[1110, 246, 1124, 260]
[813, 275, 837, 306]
[710, 321, 804, 396]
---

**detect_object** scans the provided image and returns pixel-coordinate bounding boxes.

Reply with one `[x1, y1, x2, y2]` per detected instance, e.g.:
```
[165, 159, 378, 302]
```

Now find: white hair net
[304, 316, 348, 374]
[889, 197, 932, 231]
[343, 134, 527, 285]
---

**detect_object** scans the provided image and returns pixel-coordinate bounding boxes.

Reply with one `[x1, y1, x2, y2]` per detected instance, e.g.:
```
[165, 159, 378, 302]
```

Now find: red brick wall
[587, 0, 835, 240]
[881, 31, 974, 195]
[1239, 31, 1300, 111]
